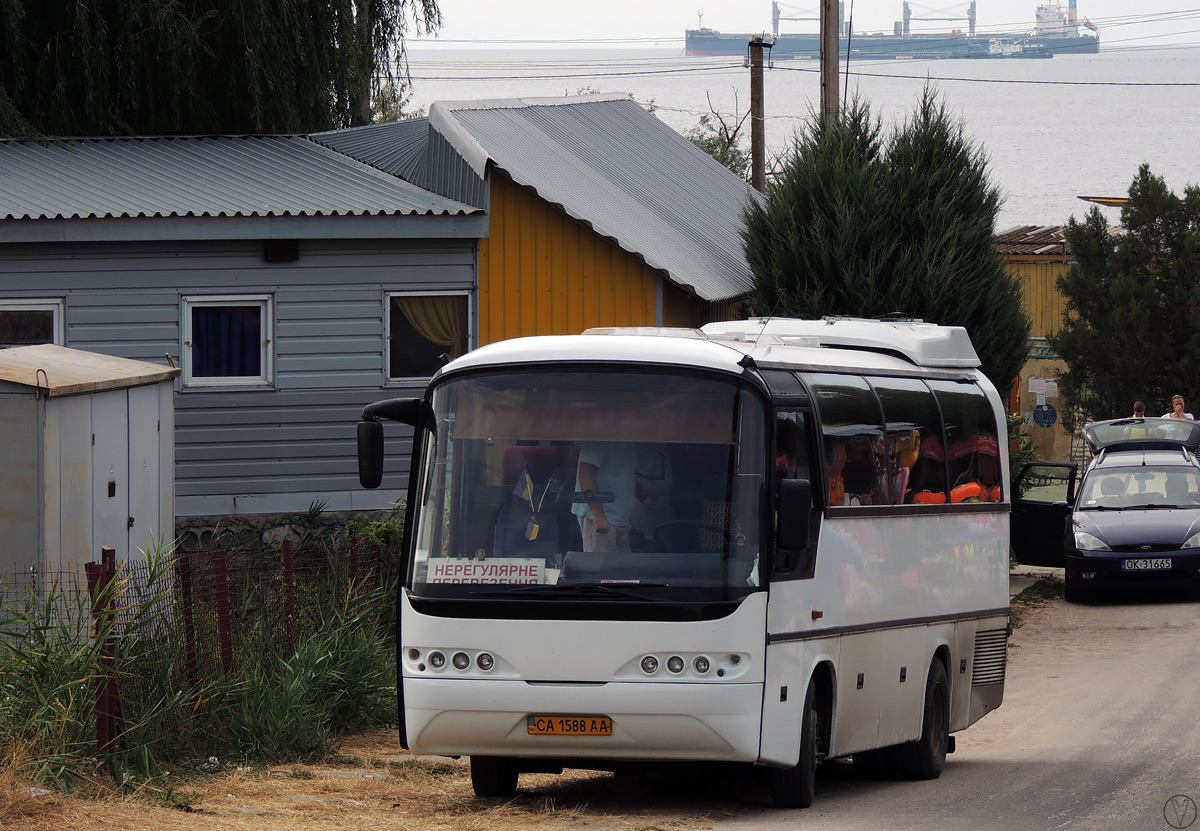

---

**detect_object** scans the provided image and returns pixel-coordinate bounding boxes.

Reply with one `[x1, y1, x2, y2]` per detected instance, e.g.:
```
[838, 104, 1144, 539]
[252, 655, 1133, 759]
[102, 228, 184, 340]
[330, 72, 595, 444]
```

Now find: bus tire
[892, 658, 949, 780]
[470, 756, 518, 797]
[769, 679, 817, 808]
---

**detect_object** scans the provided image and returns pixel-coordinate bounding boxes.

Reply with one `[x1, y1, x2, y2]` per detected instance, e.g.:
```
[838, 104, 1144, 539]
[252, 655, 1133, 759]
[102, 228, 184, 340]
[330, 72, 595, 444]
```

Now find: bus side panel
[950, 620, 977, 732]
[758, 640, 821, 767]
[828, 632, 884, 755]
[766, 510, 1009, 758]
[875, 625, 951, 747]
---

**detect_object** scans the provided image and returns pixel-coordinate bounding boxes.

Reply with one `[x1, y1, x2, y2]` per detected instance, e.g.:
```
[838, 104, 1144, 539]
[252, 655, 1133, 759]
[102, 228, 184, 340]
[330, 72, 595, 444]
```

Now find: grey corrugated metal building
[0, 135, 485, 523]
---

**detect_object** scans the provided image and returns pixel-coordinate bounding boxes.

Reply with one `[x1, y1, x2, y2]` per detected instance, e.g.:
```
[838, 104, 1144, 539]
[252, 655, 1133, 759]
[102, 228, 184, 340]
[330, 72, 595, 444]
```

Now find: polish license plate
[1122, 558, 1172, 571]
[527, 715, 612, 736]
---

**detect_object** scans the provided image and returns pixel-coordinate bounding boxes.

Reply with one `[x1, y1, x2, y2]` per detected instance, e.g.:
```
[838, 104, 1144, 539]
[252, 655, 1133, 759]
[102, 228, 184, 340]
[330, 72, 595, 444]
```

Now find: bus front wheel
[891, 658, 949, 780]
[769, 679, 817, 808]
[470, 756, 518, 798]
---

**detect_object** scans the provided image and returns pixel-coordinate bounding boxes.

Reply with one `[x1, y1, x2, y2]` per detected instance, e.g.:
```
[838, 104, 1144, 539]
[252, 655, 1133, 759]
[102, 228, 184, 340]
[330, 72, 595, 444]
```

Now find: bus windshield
[407, 368, 766, 602]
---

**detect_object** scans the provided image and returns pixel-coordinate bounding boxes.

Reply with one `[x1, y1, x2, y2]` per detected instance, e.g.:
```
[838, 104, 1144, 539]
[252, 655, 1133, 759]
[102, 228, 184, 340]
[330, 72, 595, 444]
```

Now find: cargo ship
[685, 1, 1099, 59]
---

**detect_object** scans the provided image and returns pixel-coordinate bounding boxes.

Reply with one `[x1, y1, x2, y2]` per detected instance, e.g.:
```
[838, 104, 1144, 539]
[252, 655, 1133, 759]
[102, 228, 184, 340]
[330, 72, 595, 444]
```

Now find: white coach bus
[357, 317, 1010, 808]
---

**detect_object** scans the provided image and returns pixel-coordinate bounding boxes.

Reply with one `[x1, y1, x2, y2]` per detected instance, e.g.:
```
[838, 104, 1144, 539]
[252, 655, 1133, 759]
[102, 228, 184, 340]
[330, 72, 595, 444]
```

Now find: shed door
[92, 390, 131, 558]
[127, 385, 163, 552]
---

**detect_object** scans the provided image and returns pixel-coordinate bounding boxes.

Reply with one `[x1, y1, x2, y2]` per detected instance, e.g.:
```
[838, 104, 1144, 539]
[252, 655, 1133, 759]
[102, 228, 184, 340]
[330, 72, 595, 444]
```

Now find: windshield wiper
[468, 583, 667, 602]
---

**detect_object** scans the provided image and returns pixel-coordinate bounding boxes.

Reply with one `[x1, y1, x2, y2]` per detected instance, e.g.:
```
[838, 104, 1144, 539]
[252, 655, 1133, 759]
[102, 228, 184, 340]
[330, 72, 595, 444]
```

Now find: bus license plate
[1122, 558, 1172, 571]
[527, 715, 612, 736]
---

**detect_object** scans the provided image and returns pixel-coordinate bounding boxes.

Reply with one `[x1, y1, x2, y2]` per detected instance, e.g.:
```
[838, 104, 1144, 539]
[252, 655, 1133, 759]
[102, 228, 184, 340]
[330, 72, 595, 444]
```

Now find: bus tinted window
[868, 377, 948, 505]
[928, 380, 1003, 503]
[807, 374, 887, 507]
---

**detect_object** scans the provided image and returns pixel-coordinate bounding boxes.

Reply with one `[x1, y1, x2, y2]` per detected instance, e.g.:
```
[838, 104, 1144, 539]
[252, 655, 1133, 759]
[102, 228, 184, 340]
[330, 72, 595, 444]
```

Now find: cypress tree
[743, 87, 1031, 397]
[1052, 164, 1200, 425]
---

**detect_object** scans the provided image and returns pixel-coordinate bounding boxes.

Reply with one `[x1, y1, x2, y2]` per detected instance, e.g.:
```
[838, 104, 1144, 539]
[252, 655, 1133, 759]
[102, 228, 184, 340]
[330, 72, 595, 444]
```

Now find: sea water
[403, 46, 1200, 231]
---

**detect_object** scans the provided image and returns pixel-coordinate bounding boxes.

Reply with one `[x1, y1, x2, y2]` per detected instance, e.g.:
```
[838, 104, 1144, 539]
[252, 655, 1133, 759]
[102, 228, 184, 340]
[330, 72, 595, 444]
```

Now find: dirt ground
[6, 730, 756, 831]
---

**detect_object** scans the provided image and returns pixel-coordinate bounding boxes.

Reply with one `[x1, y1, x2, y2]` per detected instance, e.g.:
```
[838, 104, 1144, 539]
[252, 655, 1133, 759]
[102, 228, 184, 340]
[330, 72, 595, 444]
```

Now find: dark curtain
[192, 306, 261, 377]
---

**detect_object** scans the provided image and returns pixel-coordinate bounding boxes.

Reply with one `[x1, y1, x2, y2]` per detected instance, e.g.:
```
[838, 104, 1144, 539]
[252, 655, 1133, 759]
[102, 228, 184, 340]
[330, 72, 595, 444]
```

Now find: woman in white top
[1163, 394, 1195, 420]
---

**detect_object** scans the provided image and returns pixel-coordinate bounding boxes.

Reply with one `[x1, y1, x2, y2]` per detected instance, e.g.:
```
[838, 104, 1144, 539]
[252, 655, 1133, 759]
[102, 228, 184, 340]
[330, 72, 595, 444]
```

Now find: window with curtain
[183, 295, 272, 387]
[388, 293, 469, 379]
[0, 300, 62, 348]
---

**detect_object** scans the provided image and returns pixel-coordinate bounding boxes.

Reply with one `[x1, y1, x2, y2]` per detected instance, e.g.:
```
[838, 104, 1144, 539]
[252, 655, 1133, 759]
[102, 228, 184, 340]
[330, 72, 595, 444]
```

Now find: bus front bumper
[404, 676, 764, 762]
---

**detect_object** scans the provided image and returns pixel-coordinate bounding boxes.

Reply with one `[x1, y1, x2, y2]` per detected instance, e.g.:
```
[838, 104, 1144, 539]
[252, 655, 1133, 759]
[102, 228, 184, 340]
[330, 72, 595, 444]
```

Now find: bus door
[1011, 462, 1077, 567]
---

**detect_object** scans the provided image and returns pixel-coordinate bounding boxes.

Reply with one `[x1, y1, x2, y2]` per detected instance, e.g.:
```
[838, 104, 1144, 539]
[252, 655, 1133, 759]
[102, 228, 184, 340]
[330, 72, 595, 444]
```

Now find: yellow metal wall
[1006, 257, 1074, 461]
[479, 173, 665, 345]
[1008, 259, 1069, 339]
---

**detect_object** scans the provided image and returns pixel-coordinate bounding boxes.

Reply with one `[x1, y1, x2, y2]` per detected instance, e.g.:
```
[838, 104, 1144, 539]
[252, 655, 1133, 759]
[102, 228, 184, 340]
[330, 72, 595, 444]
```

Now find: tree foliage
[1050, 164, 1200, 428]
[685, 92, 751, 181]
[742, 88, 1031, 397]
[0, 0, 441, 138]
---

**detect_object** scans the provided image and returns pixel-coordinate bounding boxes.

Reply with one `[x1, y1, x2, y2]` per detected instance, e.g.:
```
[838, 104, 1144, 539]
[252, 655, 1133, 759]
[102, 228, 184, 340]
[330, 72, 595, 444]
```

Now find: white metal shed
[0, 345, 179, 577]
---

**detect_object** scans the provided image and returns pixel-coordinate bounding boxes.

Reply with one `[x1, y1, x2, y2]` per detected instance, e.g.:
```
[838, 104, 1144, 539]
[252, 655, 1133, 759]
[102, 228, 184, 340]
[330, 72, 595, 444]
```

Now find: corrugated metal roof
[433, 96, 759, 302]
[0, 344, 178, 397]
[314, 118, 488, 209]
[995, 225, 1072, 257]
[0, 135, 479, 222]
[312, 118, 431, 182]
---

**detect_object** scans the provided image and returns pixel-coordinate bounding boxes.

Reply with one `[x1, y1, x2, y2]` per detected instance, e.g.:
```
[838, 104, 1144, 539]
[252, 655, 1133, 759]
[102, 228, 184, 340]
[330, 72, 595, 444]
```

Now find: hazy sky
[406, 1, 1197, 49]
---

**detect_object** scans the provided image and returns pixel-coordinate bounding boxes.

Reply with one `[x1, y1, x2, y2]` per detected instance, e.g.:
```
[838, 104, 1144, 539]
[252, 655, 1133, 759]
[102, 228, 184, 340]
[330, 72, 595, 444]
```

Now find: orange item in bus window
[913, 491, 947, 504]
[826, 440, 847, 506]
[950, 482, 987, 503]
[829, 471, 845, 506]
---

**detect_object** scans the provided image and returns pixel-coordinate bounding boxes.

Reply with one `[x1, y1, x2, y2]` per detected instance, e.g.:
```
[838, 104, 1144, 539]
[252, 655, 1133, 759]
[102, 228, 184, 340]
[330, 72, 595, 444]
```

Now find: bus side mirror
[362, 397, 424, 426]
[358, 419, 385, 489]
[776, 478, 812, 565]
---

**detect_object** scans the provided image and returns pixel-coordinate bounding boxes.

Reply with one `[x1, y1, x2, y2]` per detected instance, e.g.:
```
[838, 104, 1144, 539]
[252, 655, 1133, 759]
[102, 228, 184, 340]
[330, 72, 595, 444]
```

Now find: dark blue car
[1012, 418, 1200, 602]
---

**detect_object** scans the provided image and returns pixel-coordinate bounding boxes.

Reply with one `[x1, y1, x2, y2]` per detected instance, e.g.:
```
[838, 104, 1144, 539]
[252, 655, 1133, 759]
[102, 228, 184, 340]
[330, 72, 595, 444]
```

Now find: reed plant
[0, 512, 402, 792]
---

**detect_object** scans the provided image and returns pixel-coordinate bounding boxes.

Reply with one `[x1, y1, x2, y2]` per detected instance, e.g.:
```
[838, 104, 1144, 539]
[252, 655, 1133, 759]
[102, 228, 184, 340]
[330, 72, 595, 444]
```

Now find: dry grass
[0, 746, 72, 831]
[1010, 574, 1065, 628]
[6, 731, 750, 831]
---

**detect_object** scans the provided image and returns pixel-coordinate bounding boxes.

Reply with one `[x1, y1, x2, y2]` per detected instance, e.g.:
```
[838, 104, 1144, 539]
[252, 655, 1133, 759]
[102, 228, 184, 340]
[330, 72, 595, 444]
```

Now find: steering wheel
[652, 520, 730, 553]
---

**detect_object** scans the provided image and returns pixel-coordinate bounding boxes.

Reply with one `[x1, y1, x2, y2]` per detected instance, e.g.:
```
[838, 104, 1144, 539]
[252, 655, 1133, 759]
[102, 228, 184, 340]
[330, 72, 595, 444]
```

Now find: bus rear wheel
[769, 679, 817, 808]
[470, 756, 518, 797]
[891, 658, 949, 780]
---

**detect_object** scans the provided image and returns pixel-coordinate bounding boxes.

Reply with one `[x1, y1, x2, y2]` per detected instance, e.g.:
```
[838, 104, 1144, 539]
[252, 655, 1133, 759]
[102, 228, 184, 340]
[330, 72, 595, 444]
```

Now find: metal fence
[1, 538, 389, 753]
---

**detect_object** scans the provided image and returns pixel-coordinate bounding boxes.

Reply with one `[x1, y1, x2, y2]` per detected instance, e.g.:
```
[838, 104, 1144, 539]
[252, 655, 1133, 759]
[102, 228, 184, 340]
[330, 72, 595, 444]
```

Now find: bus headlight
[452, 652, 471, 670]
[429, 651, 446, 669]
[667, 656, 685, 674]
[476, 653, 494, 671]
[693, 656, 710, 674]
[641, 655, 659, 674]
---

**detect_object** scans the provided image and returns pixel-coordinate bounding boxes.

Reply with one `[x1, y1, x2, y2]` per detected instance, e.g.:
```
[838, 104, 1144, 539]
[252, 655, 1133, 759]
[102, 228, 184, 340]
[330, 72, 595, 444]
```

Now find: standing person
[1133, 401, 1146, 418]
[1163, 395, 1195, 420]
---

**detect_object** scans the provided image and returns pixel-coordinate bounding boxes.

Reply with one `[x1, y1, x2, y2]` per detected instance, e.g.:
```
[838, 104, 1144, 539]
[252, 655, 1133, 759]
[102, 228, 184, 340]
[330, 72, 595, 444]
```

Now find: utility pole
[820, 0, 839, 120]
[749, 37, 766, 192]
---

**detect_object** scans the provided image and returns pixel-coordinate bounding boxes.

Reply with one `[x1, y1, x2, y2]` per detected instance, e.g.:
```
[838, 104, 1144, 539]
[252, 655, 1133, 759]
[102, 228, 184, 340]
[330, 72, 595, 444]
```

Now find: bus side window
[929, 380, 1002, 503]
[806, 374, 886, 507]
[774, 409, 817, 576]
[869, 376, 948, 505]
